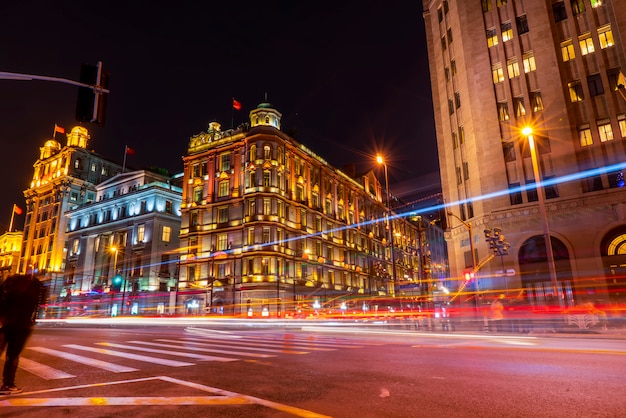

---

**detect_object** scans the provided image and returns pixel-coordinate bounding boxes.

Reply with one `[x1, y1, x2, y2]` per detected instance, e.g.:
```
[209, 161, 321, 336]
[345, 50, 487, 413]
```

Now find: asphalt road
[1, 322, 625, 417]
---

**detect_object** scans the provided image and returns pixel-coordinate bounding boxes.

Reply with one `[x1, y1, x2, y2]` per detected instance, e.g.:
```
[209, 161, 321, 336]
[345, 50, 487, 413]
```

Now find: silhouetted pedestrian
[0, 274, 43, 395]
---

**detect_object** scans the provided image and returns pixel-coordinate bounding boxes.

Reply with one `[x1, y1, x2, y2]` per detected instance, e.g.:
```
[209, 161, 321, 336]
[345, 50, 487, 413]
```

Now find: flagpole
[9, 207, 15, 232]
[122, 146, 128, 173]
[231, 98, 235, 129]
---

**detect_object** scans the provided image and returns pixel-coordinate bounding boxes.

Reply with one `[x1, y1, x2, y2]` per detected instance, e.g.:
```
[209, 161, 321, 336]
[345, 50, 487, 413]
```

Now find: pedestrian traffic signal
[112, 274, 123, 291]
[76, 61, 109, 126]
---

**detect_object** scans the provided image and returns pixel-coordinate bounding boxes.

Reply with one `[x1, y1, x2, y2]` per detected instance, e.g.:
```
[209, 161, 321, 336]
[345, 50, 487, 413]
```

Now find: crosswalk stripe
[244, 336, 364, 349]
[177, 338, 309, 355]
[179, 337, 335, 351]
[131, 340, 275, 358]
[64, 344, 195, 367]
[27, 347, 138, 373]
[17, 357, 75, 380]
[96, 342, 237, 362]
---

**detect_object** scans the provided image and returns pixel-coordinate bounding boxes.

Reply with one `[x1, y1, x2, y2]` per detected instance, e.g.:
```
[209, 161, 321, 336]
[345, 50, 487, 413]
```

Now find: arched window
[264, 145, 271, 160]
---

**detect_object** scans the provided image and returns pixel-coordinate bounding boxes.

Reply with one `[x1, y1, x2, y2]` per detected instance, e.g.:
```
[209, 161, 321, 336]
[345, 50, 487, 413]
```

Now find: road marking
[246, 336, 363, 349]
[64, 344, 195, 367]
[27, 347, 138, 373]
[95, 342, 237, 362]
[0, 375, 333, 417]
[178, 338, 309, 354]
[17, 357, 76, 380]
[136, 340, 276, 358]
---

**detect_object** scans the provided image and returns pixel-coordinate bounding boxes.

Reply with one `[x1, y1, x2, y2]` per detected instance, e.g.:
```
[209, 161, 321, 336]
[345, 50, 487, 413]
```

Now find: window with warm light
[162, 226, 171, 242]
[507, 59, 520, 78]
[262, 228, 270, 244]
[459, 126, 465, 144]
[217, 234, 227, 251]
[486, 28, 498, 47]
[561, 40, 575, 61]
[598, 120, 614, 142]
[568, 81, 584, 102]
[598, 26, 614, 49]
[218, 180, 229, 197]
[590, 0, 602, 8]
[263, 198, 271, 215]
[530, 92, 544, 112]
[571, 0, 585, 14]
[482, 0, 492, 12]
[492, 64, 504, 83]
[578, 125, 593, 146]
[523, 53, 536, 73]
[579, 34, 595, 55]
[218, 206, 228, 223]
[498, 103, 510, 121]
[138, 224, 145, 242]
[501, 22, 513, 42]
[263, 170, 271, 187]
[618, 115, 626, 138]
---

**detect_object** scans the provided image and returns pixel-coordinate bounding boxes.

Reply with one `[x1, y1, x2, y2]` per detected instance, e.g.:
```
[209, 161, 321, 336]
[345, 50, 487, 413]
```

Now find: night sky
[0, 0, 438, 232]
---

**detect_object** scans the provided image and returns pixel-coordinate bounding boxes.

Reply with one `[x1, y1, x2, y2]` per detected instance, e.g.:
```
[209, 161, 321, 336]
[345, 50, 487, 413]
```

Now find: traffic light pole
[0, 69, 110, 93]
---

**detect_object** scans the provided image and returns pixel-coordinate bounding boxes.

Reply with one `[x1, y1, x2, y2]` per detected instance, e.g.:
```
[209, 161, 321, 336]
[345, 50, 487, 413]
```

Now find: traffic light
[112, 274, 123, 291]
[76, 62, 109, 126]
[463, 269, 474, 281]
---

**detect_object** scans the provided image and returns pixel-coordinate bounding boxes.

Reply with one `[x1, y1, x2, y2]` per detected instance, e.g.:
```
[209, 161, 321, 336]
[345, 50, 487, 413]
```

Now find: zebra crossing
[18, 332, 381, 381]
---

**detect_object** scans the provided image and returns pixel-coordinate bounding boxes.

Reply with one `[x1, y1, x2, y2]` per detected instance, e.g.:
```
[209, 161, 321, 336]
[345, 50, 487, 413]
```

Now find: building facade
[423, 0, 626, 306]
[0, 231, 22, 280]
[62, 169, 182, 316]
[21, 126, 124, 300]
[178, 103, 427, 316]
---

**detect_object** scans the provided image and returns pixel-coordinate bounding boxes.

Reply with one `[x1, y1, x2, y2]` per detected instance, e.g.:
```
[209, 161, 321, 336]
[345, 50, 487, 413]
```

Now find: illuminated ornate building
[63, 169, 182, 316]
[21, 126, 123, 297]
[179, 103, 425, 315]
[0, 231, 22, 280]
[423, 0, 626, 305]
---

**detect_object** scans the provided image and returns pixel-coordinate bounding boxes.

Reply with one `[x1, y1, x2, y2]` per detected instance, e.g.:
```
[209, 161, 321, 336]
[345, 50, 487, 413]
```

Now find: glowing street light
[522, 127, 561, 306]
[376, 154, 396, 296]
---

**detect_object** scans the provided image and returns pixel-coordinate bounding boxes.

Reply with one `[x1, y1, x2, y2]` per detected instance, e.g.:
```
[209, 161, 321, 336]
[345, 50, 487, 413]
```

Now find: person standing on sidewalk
[0, 274, 43, 395]
[490, 295, 505, 332]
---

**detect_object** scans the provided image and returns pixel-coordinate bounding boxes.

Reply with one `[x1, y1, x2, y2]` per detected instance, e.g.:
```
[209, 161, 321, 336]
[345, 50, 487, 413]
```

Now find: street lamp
[376, 154, 396, 296]
[484, 227, 510, 292]
[447, 211, 479, 308]
[522, 127, 561, 306]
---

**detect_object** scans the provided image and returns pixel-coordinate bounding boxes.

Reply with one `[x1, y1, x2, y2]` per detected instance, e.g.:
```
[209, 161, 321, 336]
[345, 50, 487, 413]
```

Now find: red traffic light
[463, 270, 474, 281]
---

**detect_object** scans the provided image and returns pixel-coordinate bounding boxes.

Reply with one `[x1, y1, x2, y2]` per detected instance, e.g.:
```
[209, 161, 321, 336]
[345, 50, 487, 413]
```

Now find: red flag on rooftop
[13, 204, 23, 215]
[125, 146, 136, 155]
[232, 98, 242, 111]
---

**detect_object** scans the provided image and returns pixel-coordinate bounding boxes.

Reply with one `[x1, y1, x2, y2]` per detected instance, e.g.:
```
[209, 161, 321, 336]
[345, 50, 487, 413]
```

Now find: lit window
[263, 198, 271, 215]
[617, 114, 626, 138]
[498, 103, 510, 121]
[523, 53, 536, 73]
[598, 26, 614, 49]
[530, 92, 544, 112]
[264, 145, 271, 159]
[452, 132, 458, 149]
[501, 22, 513, 42]
[578, 125, 593, 146]
[219, 152, 231, 172]
[194, 188, 202, 203]
[218, 180, 229, 197]
[262, 228, 270, 244]
[481, 0, 492, 12]
[162, 226, 171, 242]
[568, 81, 584, 102]
[487, 28, 498, 47]
[263, 170, 271, 187]
[72, 239, 79, 254]
[579, 34, 595, 55]
[507, 60, 520, 78]
[217, 234, 228, 251]
[618, 115, 626, 138]
[514, 98, 526, 116]
[249, 145, 256, 162]
[561, 40, 575, 61]
[138, 224, 145, 242]
[590, 0, 602, 8]
[492, 64, 504, 83]
[598, 120, 614, 142]
[496, 0, 507, 6]
[571, 0, 585, 15]
[459, 126, 465, 144]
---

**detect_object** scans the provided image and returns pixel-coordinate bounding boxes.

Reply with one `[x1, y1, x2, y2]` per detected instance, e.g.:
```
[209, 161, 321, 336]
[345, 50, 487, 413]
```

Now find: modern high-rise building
[178, 103, 426, 316]
[423, 0, 626, 306]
